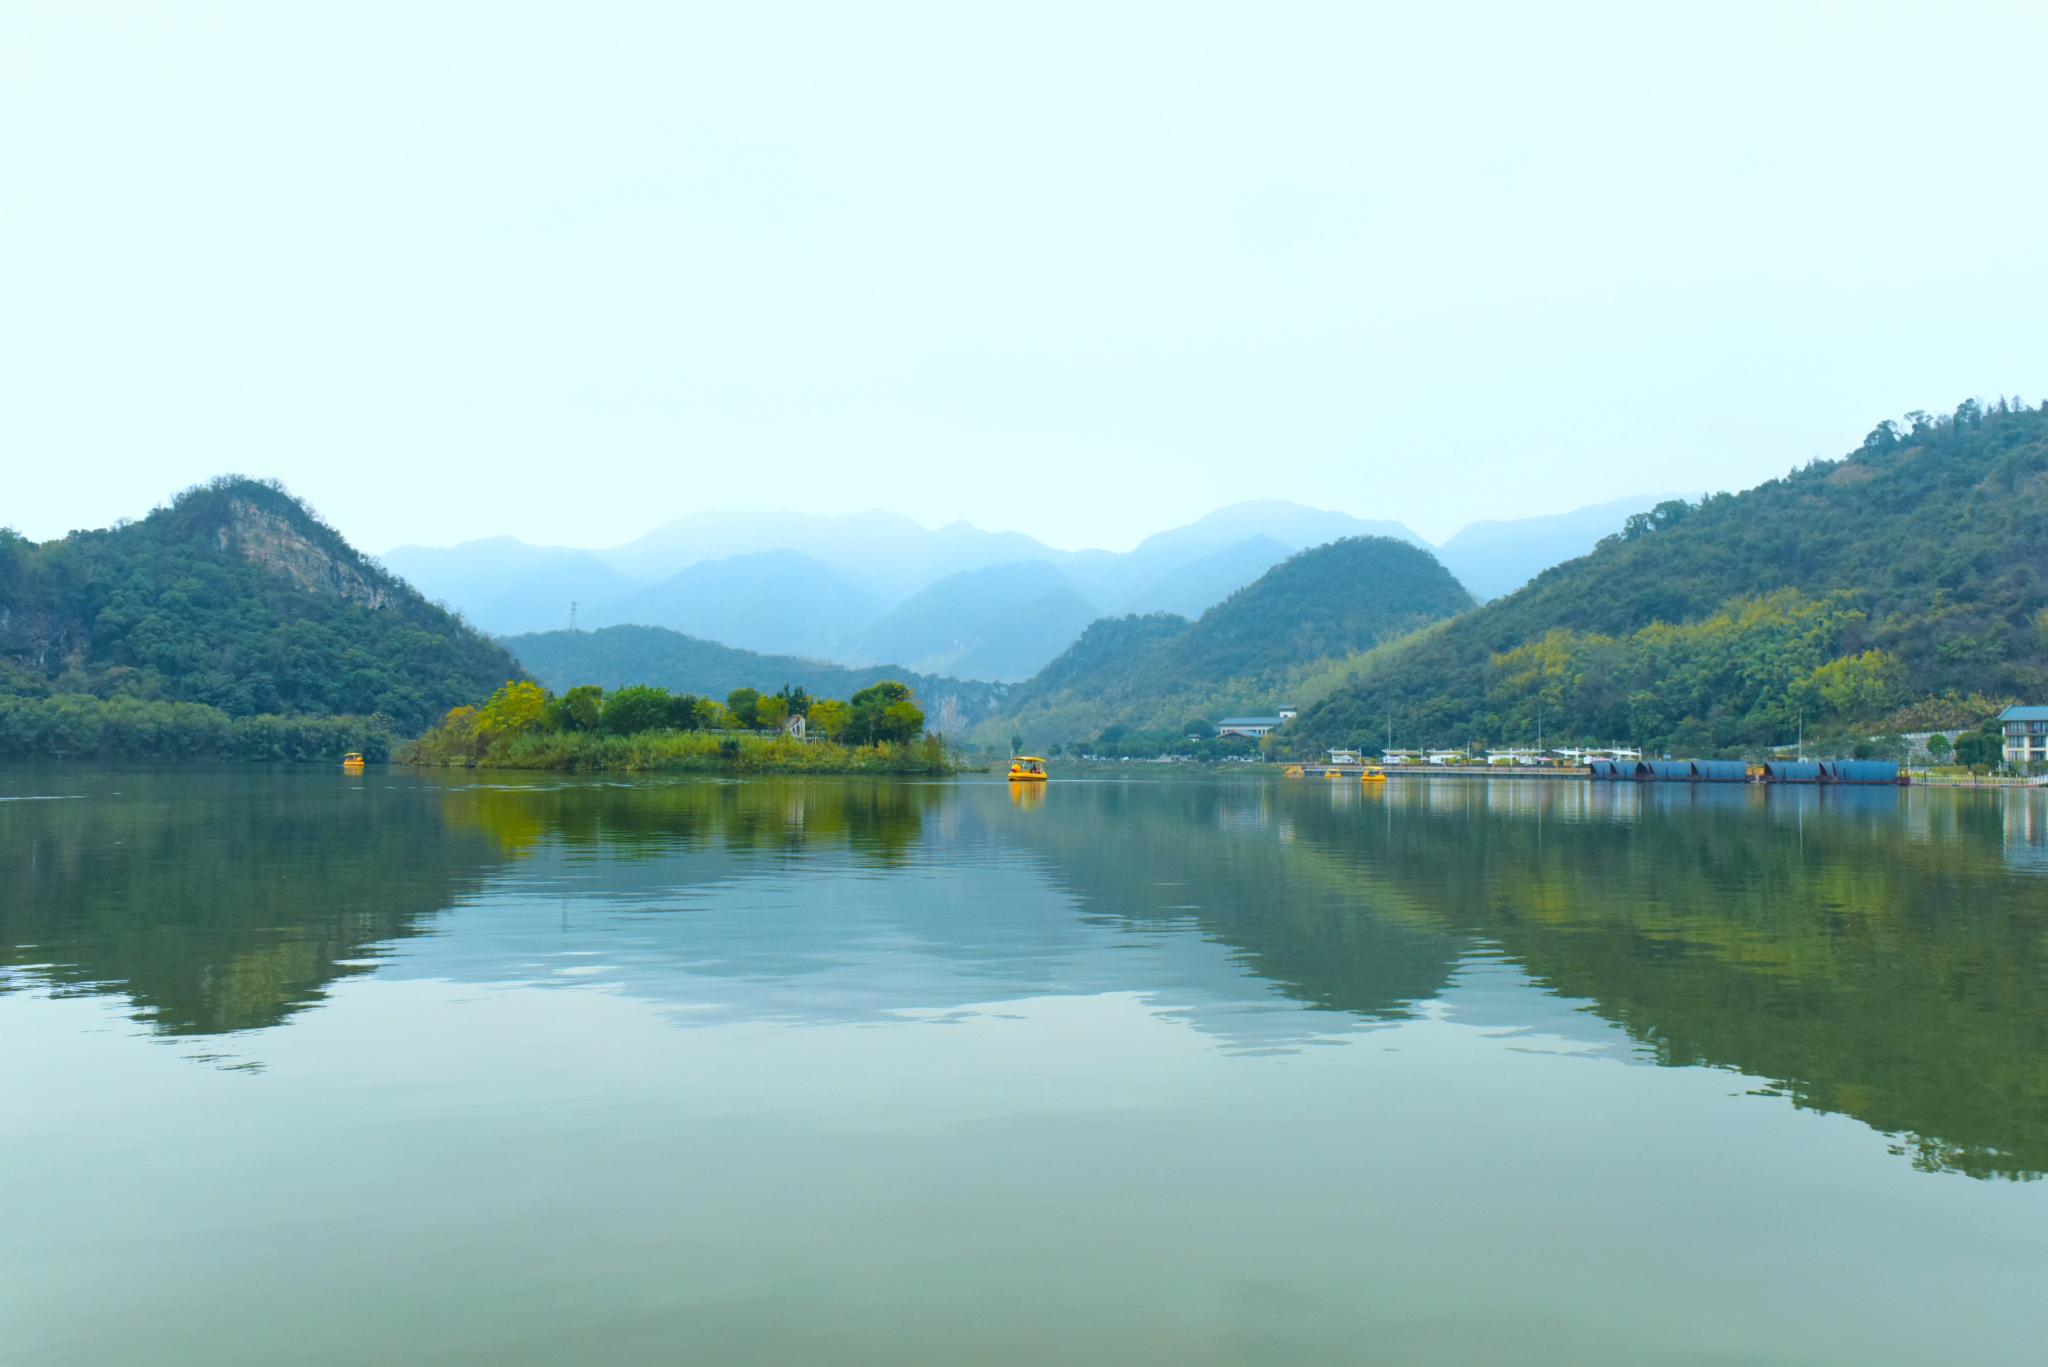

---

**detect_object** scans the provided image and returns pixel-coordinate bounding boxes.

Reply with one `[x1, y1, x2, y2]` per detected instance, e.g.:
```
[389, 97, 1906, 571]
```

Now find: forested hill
[0, 478, 520, 732]
[987, 536, 1474, 746]
[1291, 399, 2048, 756]
[505, 624, 1008, 727]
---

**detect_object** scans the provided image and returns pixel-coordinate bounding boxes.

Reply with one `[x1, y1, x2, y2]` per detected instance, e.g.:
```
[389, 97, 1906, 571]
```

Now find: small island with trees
[399, 678, 955, 774]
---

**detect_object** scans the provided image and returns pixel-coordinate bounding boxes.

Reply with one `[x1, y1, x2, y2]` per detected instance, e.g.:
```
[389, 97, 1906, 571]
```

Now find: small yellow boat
[1007, 755, 1049, 783]
[1360, 766, 1387, 784]
[342, 751, 366, 774]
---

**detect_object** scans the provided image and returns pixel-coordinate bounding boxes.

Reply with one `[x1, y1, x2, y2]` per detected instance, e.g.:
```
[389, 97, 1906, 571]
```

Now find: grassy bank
[397, 726, 957, 775]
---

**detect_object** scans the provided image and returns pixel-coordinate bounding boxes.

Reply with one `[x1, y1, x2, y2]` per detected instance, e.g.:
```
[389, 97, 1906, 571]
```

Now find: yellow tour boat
[1360, 766, 1387, 784]
[1007, 755, 1049, 783]
[342, 751, 366, 774]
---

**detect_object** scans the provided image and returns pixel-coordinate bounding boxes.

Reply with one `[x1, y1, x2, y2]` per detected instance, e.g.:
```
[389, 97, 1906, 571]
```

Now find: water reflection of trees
[985, 780, 1463, 1026]
[443, 777, 937, 866]
[8, 769, 2043, 1181]
[0, 771, 504, 1036]
[1269, 781, 2048, 1181]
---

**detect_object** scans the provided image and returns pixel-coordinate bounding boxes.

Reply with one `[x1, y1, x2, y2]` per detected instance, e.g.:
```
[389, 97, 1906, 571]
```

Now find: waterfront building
[2000, 705, 2048, 766]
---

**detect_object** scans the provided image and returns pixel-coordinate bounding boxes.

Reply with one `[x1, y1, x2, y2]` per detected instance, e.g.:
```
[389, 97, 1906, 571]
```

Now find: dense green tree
[776, 684, 811, 718]
[848, 680, 924, 744]
[1954, 729, 2002, 770]
[543, 684, 604, 732]
[665, 693, 705, 729]
[810, 699, 851, 740]
[726, 687, 762, 727]
[601, 685, 675, 735]
[878, 701, 924, 743]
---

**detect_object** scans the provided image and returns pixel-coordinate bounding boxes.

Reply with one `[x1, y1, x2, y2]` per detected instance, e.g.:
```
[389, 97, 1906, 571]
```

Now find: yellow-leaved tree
[476, 681, 549, 738]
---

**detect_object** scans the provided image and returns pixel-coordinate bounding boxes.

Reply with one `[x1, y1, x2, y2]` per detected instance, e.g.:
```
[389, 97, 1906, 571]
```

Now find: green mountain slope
[0, 478, 520, 732]
[505, 624, 1007, 725]
[988, 536, 1474, 746]
[1291, 400, 2048, 756]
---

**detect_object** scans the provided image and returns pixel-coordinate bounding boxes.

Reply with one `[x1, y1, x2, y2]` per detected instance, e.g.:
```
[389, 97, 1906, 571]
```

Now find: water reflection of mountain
[0, 770, 506, 1035]
[396, 778, 1426, 1054]
[1275, 780, 2048, 1181]
[5, 770, 2045, 1180]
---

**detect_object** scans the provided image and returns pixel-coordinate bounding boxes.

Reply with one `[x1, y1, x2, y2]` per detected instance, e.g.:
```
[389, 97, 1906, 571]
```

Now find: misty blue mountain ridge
[381, 495, 1675, 682]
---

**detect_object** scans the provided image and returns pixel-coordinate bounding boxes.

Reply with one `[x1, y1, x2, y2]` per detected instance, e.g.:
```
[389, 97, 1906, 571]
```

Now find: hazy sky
[6, 2, 2046, 551]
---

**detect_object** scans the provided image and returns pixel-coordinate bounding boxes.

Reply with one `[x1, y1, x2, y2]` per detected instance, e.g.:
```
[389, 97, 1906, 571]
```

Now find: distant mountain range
[384, 495, 1664, 681]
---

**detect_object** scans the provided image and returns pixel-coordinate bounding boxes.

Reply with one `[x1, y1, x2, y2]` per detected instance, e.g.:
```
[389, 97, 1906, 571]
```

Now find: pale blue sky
[6, 1, 2045, 551]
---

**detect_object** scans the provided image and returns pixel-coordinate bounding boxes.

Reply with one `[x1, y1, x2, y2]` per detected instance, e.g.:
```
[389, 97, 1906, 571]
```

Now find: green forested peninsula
[1291, 400, 2048, 756]
[0, 478, 519, 758]
[400, 678, 952, 774]
[984, 535, 1474, 752]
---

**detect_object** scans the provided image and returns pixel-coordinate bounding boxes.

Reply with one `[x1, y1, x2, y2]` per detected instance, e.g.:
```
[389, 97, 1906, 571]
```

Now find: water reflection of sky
[379, 839, 1409, 1055]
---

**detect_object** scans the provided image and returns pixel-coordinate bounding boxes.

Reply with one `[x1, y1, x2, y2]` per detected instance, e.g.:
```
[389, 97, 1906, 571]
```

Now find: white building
[2001, 706, 2048, 766]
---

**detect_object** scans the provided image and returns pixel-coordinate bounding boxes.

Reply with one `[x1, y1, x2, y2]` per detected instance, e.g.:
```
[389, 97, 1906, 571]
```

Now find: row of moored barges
[1587, 759, 1905, 784]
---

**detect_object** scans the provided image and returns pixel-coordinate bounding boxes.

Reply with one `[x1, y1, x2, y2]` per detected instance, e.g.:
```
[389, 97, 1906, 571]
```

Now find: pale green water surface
[3, 769, 2046, 1364]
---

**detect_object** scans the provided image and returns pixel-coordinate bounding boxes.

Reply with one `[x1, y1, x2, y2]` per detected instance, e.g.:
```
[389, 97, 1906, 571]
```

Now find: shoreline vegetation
[0, 694, 394, 763]
[396, 679, 957, 775]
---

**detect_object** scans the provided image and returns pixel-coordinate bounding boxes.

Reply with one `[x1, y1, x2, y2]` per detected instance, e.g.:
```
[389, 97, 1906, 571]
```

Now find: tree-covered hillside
[0, 478, 520, 736]
[988, 536, 1474, 748]
[1291, 400, 2048, 756]
[505, 624, 1007, 729]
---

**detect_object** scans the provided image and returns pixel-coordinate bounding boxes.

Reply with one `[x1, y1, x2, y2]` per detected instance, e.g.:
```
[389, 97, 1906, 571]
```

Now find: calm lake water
[4, 768, 2047, 1365]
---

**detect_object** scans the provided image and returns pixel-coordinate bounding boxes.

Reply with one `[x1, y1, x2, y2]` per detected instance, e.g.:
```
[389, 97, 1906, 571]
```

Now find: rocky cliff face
[214, 497, 388, 609]
[0, 604, 82, 672]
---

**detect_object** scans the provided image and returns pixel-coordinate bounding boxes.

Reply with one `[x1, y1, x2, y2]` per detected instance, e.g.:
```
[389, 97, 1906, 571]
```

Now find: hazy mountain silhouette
[380, 497, 1664, 668]
[1434, 493, 1676, 600]
[591, 551, 881, 659]
[849, 561, 1101, 682]
[379, 537, 637, 635]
